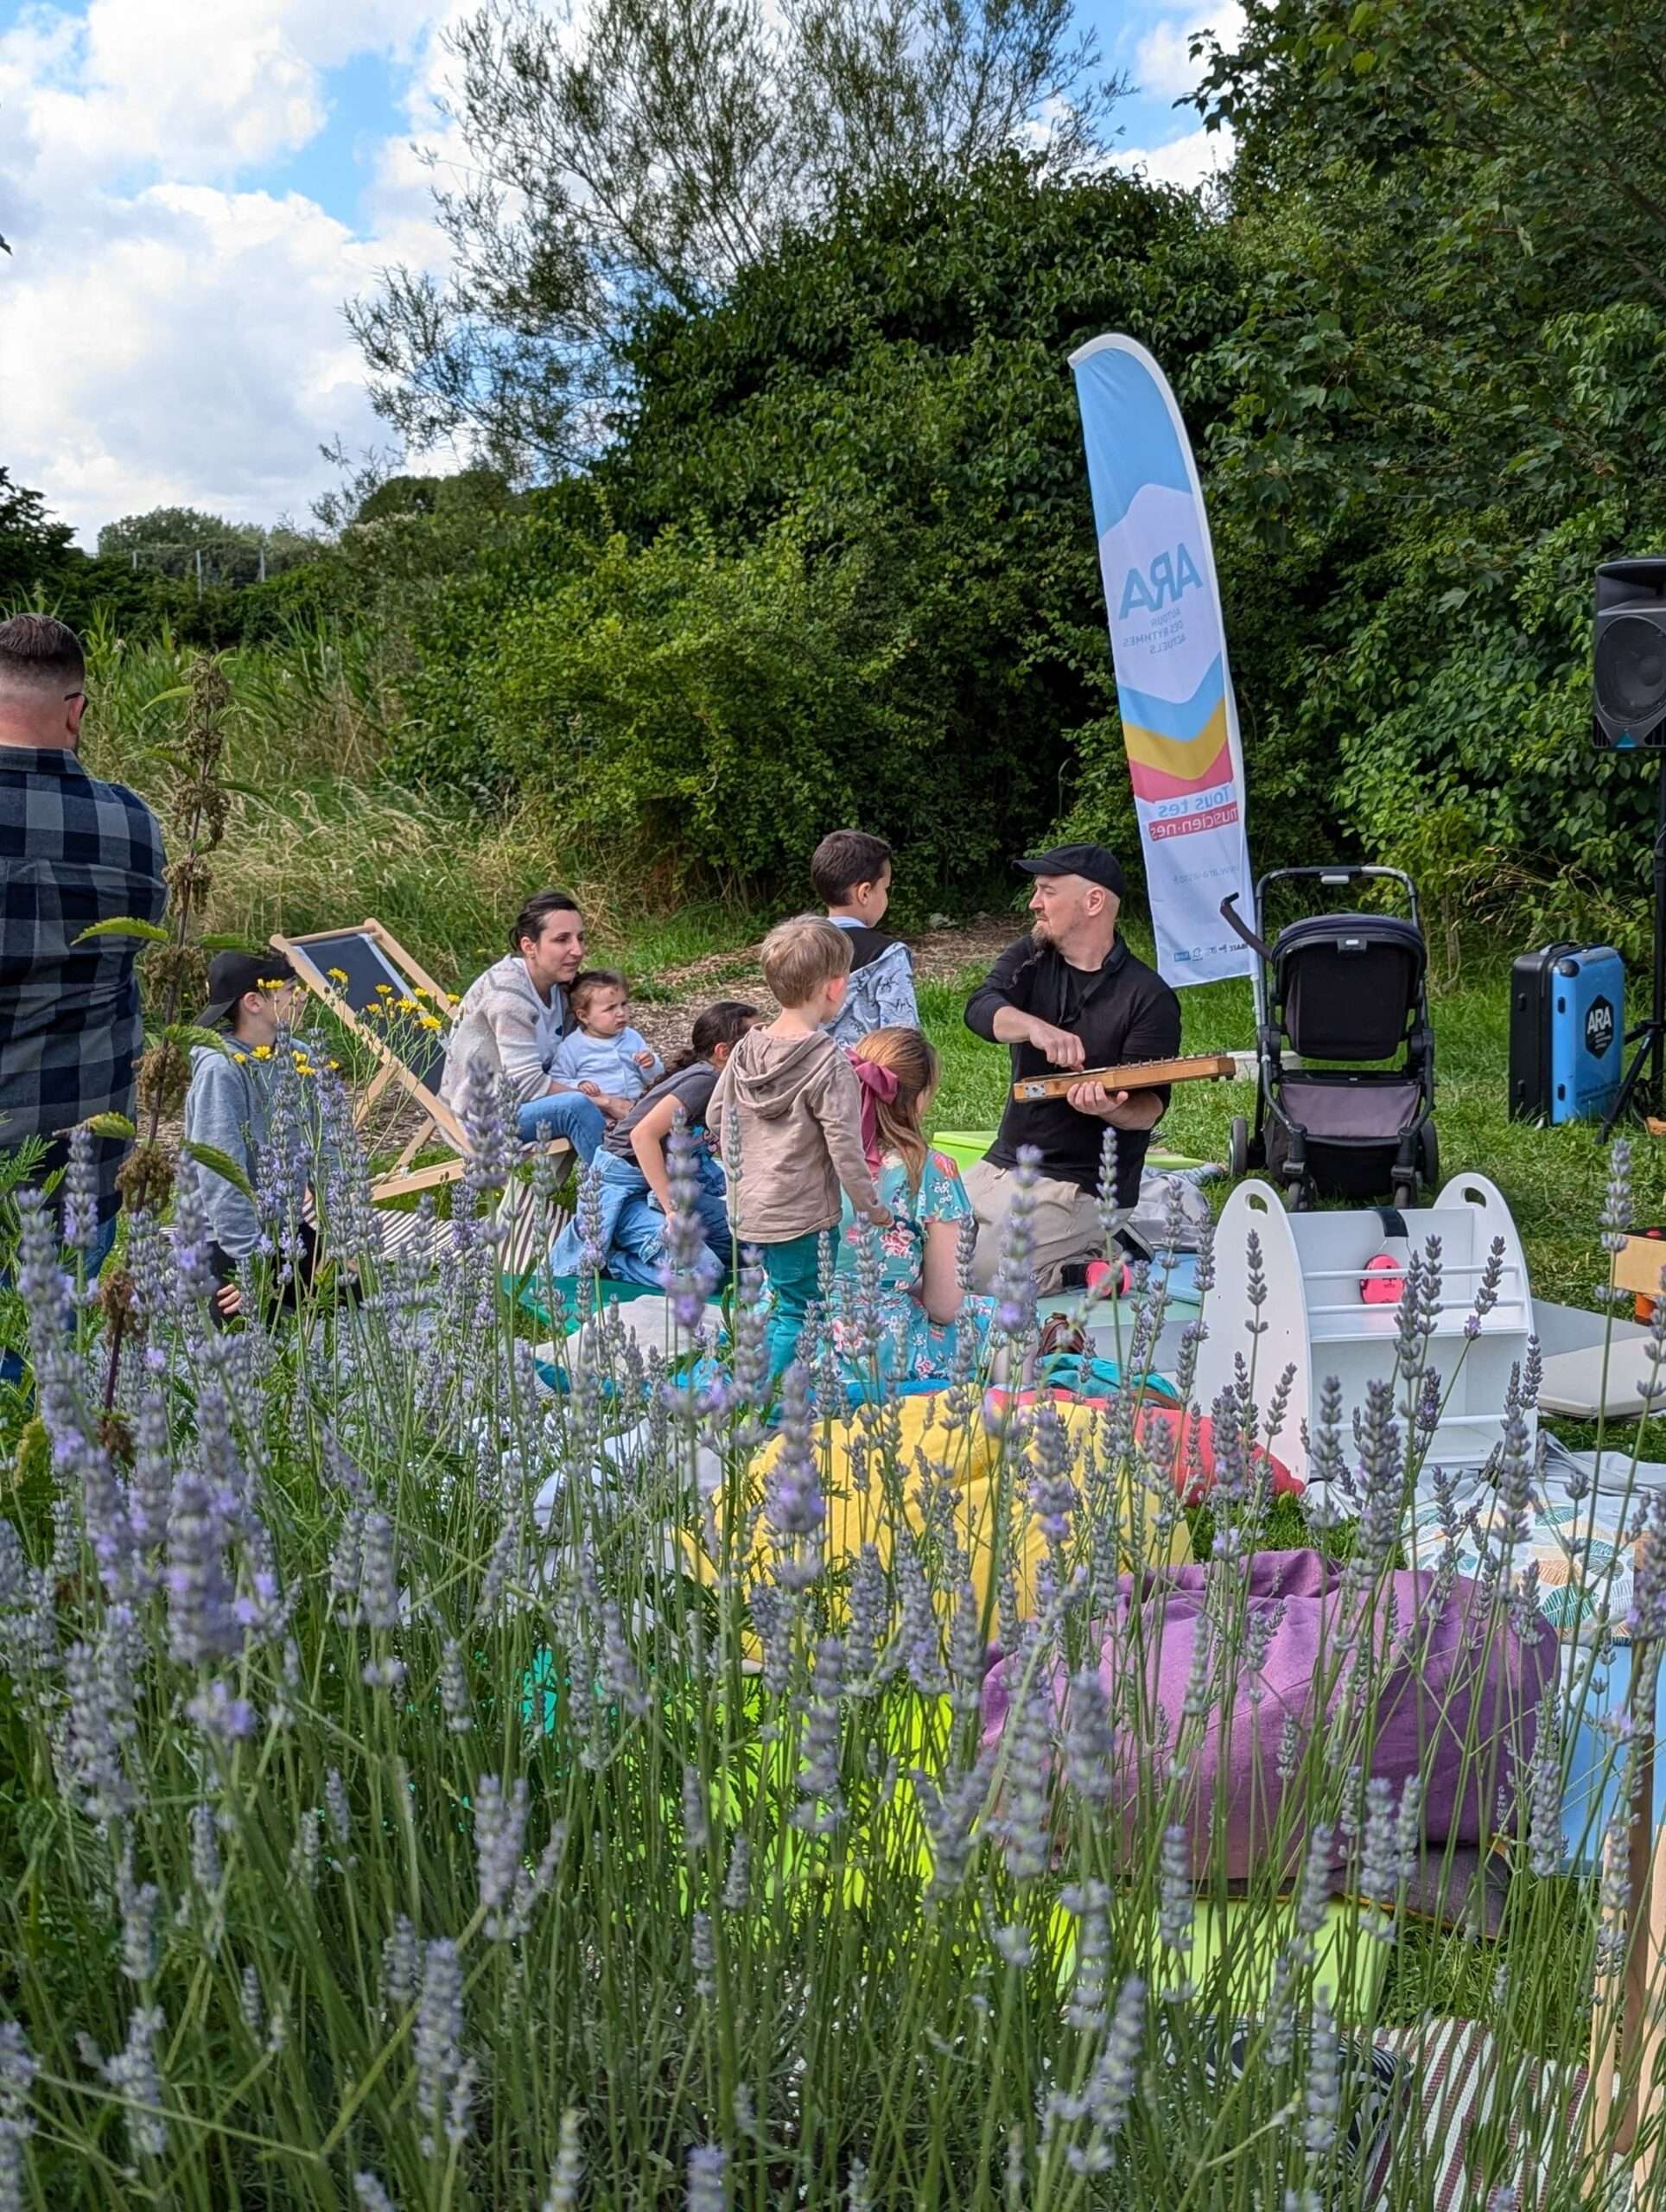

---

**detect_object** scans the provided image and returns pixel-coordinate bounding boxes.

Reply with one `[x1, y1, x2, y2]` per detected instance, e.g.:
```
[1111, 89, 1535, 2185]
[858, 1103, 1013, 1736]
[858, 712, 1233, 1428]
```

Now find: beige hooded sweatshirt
[710, 1028, 881, 1243]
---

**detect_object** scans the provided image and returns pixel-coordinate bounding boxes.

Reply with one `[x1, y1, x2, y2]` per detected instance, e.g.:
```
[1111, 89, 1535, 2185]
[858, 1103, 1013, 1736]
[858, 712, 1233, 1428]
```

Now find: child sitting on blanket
[548, 1000, 759, 1289]
[550, 969, 664, 1118]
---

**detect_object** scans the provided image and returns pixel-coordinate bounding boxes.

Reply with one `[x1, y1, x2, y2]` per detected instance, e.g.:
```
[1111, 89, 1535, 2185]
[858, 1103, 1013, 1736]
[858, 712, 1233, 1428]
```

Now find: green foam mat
[932, 1129, 1205, 1175]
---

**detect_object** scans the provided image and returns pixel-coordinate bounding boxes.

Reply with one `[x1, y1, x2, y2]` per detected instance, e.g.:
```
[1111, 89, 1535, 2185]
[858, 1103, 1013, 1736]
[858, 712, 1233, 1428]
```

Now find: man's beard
[1030, 921, 1056, 953]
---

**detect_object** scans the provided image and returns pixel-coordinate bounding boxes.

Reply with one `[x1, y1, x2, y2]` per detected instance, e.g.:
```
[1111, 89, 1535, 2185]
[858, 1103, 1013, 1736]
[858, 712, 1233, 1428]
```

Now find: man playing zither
[963, 842, 1181, 1293]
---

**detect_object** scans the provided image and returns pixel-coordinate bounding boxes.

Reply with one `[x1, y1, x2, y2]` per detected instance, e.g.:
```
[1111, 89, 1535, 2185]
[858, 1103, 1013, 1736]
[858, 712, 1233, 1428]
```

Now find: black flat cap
[1014, 843, 1127, 899]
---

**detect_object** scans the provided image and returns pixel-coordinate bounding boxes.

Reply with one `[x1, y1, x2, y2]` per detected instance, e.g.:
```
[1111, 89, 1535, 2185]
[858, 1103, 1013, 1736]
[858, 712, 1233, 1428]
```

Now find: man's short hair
[0, 613, 85, 694]
[510, 889, 581, 954]
[760, 915, 852, 1007]
[811, 829, 893, 906]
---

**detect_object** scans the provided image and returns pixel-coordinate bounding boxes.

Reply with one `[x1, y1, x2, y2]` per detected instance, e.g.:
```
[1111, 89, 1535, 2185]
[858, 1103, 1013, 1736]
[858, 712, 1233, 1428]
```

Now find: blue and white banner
[1068, 332, 1253, 985]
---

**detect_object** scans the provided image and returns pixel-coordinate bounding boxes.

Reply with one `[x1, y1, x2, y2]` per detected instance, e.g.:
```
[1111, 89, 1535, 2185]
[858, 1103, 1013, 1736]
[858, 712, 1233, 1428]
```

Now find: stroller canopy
[1271, 914, 1427, 1063]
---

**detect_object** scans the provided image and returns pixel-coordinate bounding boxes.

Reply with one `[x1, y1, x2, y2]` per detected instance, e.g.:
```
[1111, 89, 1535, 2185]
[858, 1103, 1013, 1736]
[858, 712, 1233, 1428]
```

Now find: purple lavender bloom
[474, 1773, 530, 1936]
[414, 1939, 467, 2159]
[185, 1681, 258, 1745]
[765, 1365, 824, 1590]
[169, 1162, 220, 1305]
[989, 1146, 1041, 1338]
[686, 2143, 729, 2211]
[165, 1466, 240, 1667]
[61, 1123, 99, 1254]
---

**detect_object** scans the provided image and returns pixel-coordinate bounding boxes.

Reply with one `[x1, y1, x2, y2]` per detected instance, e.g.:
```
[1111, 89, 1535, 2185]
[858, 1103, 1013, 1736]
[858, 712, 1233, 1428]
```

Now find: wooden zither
[1010, 1052, 1237, 1103]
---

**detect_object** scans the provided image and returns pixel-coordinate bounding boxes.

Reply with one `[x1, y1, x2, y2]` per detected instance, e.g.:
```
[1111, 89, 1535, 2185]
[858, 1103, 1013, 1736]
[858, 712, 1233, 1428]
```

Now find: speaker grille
[1597, 612, 1666, 722]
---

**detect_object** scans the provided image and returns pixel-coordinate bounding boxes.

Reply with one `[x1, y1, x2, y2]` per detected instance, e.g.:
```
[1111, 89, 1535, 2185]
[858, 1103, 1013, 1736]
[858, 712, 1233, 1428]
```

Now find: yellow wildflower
[413, 986, 429, 999]
[327, 966, 348, 985]
[251, 1045, 273, 1061]
[258, 976, 287, 991]
[417, 1013, 442, 1033]
[375, 982, 393, 995]
[232, 1051, 248, 1064]
[397, 995, 416, 1014]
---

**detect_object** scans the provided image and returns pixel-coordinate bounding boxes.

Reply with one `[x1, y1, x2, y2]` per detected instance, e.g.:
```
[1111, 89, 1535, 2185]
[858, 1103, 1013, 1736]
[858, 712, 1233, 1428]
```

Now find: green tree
[347, 0, 1122, 474]
[0, 469, 76, 606]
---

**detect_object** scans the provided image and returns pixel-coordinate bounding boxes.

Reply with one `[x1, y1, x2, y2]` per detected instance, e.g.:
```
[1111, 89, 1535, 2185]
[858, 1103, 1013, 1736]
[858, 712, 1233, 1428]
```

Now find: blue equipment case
[1508, 942, 1625, 1124]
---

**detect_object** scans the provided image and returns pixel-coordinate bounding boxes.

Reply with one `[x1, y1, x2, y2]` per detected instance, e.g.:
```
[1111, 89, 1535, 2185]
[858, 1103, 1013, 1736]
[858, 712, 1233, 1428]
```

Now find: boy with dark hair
[810, 829, 918, 1046]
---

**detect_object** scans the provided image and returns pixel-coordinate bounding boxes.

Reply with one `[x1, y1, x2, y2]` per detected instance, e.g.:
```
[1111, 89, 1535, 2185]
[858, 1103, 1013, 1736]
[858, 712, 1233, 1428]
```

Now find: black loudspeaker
[1594, 557, 1666, 749]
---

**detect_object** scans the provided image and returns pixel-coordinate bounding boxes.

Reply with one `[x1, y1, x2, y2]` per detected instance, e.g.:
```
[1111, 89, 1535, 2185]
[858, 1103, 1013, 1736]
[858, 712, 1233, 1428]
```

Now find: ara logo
[1119, 541, 1204, 618]
[1586, 995, 1615, 1058]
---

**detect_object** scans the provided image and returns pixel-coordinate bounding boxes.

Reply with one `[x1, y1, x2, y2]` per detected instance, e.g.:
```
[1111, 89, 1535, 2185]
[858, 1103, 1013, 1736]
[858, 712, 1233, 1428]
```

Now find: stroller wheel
[1391, 1174, 1416, 1211]
[1229, 1114, 1249, 1178]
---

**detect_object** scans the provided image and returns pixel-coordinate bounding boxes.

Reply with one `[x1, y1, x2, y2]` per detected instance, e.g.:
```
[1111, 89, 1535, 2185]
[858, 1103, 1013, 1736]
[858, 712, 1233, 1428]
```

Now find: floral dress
[827, 1147, 996, 1384]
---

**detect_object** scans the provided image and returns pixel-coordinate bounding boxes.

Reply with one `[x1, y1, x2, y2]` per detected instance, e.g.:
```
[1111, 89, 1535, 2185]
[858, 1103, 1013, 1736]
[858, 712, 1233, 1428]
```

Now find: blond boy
[710, 917, 888, 1382]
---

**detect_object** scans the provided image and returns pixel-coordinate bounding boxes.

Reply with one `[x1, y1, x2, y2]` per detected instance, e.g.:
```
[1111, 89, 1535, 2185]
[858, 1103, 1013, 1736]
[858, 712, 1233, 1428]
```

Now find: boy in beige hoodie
[711, 916, 889, 1383]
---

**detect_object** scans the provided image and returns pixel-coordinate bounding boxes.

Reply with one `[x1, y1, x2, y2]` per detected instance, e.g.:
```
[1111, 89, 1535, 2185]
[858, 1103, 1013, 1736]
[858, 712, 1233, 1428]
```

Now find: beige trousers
[963, 1158, 1122, 1294]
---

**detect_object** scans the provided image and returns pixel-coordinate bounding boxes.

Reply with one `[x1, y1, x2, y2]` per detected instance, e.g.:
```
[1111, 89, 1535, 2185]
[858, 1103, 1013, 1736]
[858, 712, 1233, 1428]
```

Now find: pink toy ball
[1360, 1253, 1405, 1305]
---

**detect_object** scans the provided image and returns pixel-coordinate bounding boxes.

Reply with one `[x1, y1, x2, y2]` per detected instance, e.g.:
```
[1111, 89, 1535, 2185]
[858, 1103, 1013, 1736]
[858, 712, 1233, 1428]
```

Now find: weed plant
[1, 1058, 1663, 2207]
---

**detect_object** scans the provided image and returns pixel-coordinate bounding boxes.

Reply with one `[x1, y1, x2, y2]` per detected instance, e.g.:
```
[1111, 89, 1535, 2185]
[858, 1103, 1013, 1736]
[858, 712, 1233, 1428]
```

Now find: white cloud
[1132, 3, 1244, 104]
[0, 0, 460, 544]
[1114, 123, 1236, 194]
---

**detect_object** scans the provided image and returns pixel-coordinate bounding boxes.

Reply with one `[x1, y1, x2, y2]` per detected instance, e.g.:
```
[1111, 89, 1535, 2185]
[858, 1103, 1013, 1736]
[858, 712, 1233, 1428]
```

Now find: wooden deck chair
[270, 921, 573, 1230]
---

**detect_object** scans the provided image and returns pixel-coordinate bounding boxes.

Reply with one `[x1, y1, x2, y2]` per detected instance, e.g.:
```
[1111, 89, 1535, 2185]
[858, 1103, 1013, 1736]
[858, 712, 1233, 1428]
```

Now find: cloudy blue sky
[0, 0, 1238, 546]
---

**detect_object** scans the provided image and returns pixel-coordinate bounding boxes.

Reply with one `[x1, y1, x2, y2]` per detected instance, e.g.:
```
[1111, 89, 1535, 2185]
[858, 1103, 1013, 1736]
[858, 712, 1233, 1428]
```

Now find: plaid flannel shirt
[1, 746, 168, 1225]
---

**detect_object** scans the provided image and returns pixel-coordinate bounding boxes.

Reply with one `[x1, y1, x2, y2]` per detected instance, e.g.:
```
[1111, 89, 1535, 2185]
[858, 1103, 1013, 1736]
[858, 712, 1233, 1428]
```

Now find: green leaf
[73, 916, 169, 946]
[181, 1142, 256, 1204]
[81, 1112, 137, 1141]
[198, 933, 264, 954]
[158, 1023, 235, 1058]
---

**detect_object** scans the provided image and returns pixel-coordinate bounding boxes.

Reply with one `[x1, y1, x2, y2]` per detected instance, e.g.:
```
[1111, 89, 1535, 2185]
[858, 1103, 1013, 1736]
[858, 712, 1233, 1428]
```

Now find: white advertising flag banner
[1068, 332, 1254, 985]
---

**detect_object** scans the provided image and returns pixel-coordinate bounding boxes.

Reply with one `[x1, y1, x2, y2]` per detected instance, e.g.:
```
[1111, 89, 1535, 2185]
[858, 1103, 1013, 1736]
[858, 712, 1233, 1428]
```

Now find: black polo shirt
[964, 935, 1182, 1206]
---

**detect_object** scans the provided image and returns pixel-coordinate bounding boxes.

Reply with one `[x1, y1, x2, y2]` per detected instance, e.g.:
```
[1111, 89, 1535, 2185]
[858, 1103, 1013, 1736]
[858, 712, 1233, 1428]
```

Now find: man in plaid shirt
[0, 615, 167, 1271]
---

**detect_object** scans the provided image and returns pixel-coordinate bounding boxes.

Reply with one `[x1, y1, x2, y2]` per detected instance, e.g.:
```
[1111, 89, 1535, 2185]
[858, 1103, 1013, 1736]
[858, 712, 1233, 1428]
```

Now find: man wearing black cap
[963, 844, 1181, 1292]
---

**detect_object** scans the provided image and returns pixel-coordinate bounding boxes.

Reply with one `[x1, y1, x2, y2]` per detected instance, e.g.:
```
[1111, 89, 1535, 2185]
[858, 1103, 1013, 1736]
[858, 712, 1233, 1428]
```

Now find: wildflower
[475, 1774, 530, 1936]
[238, 1964, 264, 2040]
[0, 2021, 36, 2210]
[188, 1802, 222, 1899]
[357, 1510, 402, 1632]
[354, 2177, 398, 2212]
[989, 1147, 1040, 1338]
[62, 1122, 99, 1254]
[383, 1916, 422, 2014]
[1528, 1697, 1563, 1878]
[692, 1910, 716, 1998]
[766, 1365, 824, 1590]
[54, 1627, 137, 1827]
[1302, 1990, 1341, 2158]
[325, 1769, 354, 1853]
[185, 1680, 257, 1745]
[1157, 1824, 1192, 1950]
[99, 2003, 168, 2158]
[1062, 1667, 1116, 1804]
[1602, 1140, 1633, 1255]
[543, 2108, 583, 2212]
[682, 1764, 710, 1859]
[439, 1640, 472, 1735]
[722, 1834, 751, 1914]
[116, 1838, 160, 1983]
[793, 1636, 847, 1834]
[327, 967, 348, 984]
[686, 2143, 729, 2211]
[414, 1939, 467, 2158]
[288, 1809, 321, 1891]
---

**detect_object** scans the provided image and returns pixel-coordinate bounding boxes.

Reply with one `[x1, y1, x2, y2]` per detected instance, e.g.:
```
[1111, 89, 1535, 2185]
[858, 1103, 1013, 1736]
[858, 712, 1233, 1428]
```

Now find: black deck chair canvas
[270, 923, 573, 1274]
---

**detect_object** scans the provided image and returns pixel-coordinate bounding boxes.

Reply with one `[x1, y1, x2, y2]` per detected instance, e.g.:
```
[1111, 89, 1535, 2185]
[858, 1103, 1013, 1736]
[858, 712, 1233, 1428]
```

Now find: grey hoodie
[183, 1043, 271, 1257]
[709, 1028, 881, 1243]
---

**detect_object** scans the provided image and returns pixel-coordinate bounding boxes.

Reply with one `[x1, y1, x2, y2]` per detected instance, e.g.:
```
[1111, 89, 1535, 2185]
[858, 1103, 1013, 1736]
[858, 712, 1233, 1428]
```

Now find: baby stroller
[1220, 865, 1438, 1210]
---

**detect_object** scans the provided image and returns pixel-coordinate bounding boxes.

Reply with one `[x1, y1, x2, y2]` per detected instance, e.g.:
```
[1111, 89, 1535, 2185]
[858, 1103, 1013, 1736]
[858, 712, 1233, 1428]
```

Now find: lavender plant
[0, 1099, 1660, 2209]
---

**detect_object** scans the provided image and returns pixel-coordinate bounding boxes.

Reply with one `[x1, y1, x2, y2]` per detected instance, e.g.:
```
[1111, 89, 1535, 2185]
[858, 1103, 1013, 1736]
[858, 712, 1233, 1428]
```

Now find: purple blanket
[980, 1549, 1557, 1880]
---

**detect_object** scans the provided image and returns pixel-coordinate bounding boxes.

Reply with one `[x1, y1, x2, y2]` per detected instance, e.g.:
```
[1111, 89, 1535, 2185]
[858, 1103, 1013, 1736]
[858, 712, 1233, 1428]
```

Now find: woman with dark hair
[827, 1027, 996, 1384]
[548, 1001, 759, 1288]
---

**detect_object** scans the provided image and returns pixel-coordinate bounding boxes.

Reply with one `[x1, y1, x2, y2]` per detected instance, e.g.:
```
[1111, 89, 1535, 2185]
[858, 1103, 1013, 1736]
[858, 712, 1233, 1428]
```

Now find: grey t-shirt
[603, 1061, 718, 1161]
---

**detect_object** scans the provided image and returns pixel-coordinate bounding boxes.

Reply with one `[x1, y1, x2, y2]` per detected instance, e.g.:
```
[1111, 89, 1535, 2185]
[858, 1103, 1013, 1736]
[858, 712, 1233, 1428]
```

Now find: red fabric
[989, 1389, 1300, 1501]
[846, 1052, 900, 1173]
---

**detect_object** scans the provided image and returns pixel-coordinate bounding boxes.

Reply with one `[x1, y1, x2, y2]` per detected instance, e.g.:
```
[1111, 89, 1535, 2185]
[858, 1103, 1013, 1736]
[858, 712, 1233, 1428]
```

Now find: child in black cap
[182, 949, 328, 1322]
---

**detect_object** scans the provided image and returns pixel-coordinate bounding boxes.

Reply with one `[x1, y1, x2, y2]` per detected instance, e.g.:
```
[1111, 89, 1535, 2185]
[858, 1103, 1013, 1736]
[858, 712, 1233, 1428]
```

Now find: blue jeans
[761, 1229, 824, 1382]
[1, 1212, 119, 1389]
[549, 1150, 732, 1288]
[516, 1090, 605, 1165]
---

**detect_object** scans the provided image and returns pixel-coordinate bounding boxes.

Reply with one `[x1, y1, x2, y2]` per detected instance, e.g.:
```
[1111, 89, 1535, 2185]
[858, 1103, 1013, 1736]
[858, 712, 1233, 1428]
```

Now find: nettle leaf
[73, 916, 169, 946]
[81, 1112, 137, 1141]
[197, 934, 264, 954]
[180, 1142, 256, 1204]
